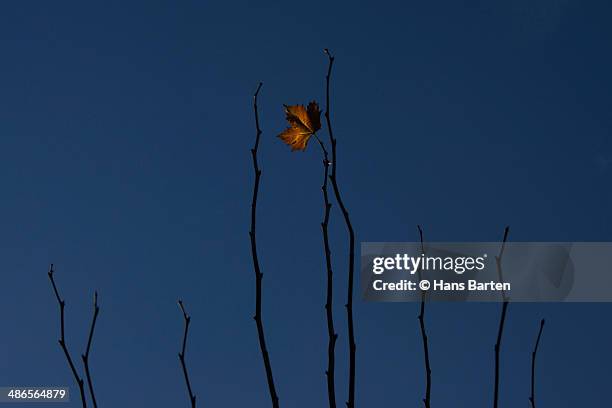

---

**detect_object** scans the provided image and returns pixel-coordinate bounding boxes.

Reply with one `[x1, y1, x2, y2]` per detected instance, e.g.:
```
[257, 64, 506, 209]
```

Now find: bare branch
[316, 135, 338, 408]
[81, 291, 100, 408]
[178, 300, 197, 407]
[47, 264, 88, 408]
[249, 82, 280, 408]
[529, 319, 546, 408]
[416, 225, 432, 408]
[493, 226, 510, 408]
[323, 48, 357, 408]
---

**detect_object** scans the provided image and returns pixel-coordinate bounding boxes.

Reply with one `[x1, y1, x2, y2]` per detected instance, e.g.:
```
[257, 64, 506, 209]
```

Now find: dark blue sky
[1, 1, 611, 406]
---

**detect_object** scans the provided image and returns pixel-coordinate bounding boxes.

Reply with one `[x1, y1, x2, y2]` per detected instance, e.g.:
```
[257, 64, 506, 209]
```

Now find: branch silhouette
[178, 300, 197, 407]
[316, 135, 338, 408]
[493, 226, 510, 408]
[249, 82, 280, 408]
[47, 264, 88, 408]
[529, 319, 545, 408]
[416, 225, 432, 408]
[323, 48, 357, 408]
[81, 291, 100, 408]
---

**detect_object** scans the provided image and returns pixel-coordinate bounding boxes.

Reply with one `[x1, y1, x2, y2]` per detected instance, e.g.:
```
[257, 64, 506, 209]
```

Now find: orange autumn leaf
[278, 101, 322, 151]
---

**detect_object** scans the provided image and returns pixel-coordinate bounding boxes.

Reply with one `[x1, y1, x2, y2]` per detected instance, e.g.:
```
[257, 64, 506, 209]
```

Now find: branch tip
[177, 299, 197, 407]
[254, 82, 263, 98]
[493, 226, 510, 408]
[249, 80, 280, 408]
[47, 266, 90, 408]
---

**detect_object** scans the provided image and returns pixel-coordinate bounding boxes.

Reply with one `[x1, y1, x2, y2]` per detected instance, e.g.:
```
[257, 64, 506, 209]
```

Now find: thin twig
[323, 48, 357, 408]
[81, 291, 100, 408]
[493, 227, 510, 408]
[316, 135, 338, 408]
[249, 82, 280, 408]
[529, 319, 545, 408]
[416, 225, 431, 408]
[178, 300, 197, 407]
[47, 264, 88, 408]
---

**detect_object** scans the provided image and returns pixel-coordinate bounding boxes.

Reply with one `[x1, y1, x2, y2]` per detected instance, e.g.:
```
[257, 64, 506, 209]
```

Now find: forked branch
[47, 264, 88, 408]
[529, 319, 545, 408]
[493, 227, 510, 408]
[178, 300, 197, 407]
[81, 291, 100, 408]
[249, 82, 280, 408]
[323, 48, 357, 408]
